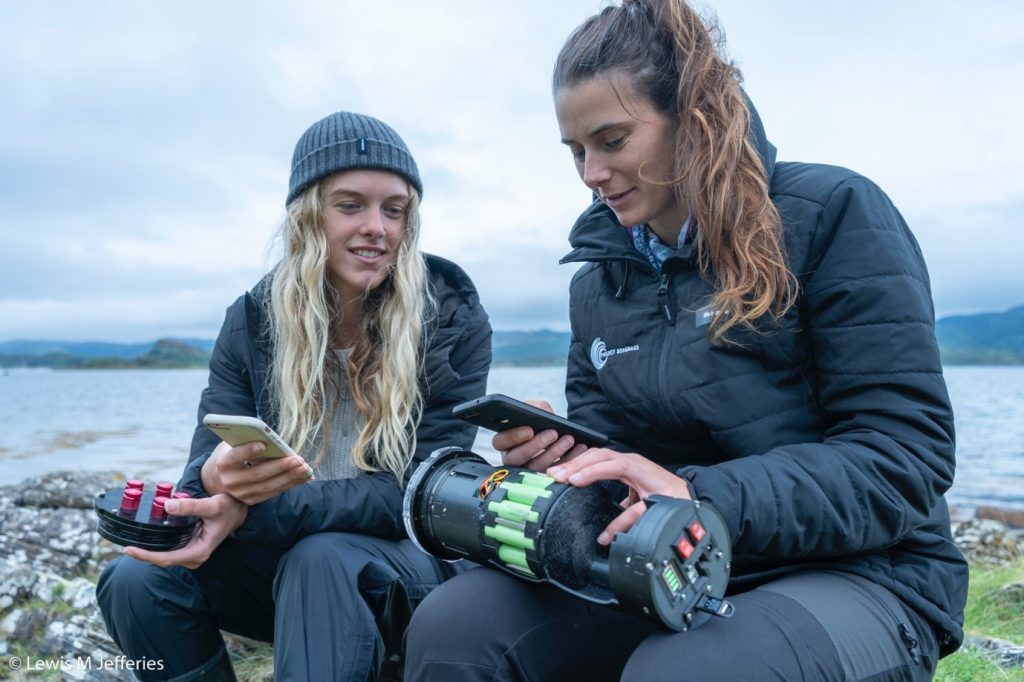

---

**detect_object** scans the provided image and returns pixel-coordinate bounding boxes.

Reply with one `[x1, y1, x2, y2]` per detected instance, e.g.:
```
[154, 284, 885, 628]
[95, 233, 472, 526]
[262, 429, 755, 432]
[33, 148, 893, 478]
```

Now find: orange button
[675, 537, 694, 559]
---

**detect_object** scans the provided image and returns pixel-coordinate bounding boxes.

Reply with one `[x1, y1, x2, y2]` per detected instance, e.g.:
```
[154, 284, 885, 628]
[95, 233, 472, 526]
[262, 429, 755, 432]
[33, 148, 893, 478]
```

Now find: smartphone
[203, 414, 299, 458]
[452, 394, 611, 448]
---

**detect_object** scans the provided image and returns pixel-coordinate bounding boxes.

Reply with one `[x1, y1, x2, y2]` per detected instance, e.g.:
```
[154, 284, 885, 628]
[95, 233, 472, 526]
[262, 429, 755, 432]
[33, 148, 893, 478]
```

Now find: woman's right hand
[200, 440, 313, 505]
[491, 399, 587, 472]
[124, 494, 247, 569]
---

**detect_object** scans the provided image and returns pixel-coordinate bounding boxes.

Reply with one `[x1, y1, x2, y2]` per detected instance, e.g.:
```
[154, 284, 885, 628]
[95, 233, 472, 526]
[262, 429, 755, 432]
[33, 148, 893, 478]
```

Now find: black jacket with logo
[176, 254, 492, 545]
[560, 112, 967, 654]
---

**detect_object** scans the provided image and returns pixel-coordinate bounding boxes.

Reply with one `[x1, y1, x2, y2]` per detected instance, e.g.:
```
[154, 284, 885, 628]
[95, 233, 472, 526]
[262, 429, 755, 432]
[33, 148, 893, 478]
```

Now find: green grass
[227, 637, 274, 681]
[936, 647, 1024, 681]
[936, 557, 1024, 681]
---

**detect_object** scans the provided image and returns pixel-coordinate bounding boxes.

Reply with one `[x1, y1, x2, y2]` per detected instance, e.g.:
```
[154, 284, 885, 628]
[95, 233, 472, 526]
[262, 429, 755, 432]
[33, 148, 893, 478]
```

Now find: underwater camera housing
[403, 448, 734, 631]
[94, 480, 197, 551]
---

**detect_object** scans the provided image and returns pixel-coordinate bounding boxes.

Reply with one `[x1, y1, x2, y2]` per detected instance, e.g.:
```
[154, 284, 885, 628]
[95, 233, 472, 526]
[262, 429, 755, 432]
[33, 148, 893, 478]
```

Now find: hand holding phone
[454, 394, 611, 471]
[453, 394, 611, 447]
[203, 414, 299, 458]
[200, 415, 313, 504]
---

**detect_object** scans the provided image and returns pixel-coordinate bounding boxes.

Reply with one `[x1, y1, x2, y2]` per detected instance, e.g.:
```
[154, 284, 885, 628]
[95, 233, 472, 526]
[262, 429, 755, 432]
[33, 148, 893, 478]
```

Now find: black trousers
[404, 568, 939, 681]
[97, 532, 462, 681]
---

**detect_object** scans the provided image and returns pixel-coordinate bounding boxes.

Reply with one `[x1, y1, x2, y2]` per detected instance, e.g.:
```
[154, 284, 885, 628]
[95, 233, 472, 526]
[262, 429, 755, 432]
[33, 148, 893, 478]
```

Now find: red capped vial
[151, 495, 169, 520]
[126, 479, 144, 491]
[172, 491, 191, 499]
[156, 482, 174, 498]
[120, 487, 142, 515]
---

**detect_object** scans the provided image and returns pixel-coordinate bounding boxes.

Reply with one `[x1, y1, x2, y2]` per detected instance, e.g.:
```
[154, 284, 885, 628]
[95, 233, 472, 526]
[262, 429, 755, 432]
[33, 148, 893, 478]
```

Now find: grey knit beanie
[286, 111, 422, 205]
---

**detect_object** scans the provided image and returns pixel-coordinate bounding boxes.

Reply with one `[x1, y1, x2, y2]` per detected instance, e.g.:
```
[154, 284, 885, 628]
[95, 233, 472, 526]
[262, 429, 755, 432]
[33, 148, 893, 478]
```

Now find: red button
[675, 537, 694, 559]
[689, 520, 706, 542]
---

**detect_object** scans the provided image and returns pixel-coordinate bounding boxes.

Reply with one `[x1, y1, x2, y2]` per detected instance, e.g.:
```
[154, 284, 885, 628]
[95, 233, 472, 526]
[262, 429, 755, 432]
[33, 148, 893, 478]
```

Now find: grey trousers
[97, 533, 462, 681]
[404, 567, 940, 681]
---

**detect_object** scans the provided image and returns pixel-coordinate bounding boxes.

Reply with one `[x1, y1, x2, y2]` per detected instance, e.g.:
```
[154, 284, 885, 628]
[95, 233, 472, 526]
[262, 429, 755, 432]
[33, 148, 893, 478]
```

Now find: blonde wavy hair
[554, 0, 797, 342]
[268, 180, 432, 479]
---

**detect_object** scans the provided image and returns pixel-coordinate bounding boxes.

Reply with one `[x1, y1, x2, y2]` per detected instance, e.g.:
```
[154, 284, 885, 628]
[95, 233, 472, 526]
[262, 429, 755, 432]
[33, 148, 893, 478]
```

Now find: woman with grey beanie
[96, 111, 492, 681]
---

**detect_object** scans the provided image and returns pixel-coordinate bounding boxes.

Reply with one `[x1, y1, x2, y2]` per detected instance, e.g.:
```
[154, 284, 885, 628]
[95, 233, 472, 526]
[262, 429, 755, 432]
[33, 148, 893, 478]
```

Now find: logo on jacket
[695, 302, 731, 328]
[590, 337, 639, 371]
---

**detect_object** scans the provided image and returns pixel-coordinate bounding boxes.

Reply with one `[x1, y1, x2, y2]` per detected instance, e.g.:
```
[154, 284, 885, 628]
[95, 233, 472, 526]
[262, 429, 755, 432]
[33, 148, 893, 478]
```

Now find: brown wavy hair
[553, 0, 796, 342]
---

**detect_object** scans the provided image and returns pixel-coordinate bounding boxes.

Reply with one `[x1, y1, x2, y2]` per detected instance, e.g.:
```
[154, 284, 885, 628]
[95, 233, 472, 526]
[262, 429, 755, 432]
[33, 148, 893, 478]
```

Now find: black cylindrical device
[403, 447, 734, 631]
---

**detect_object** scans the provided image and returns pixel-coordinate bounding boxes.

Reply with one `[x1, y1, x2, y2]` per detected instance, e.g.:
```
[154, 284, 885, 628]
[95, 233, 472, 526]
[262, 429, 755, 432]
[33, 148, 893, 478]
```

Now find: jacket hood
[562, 93, 776, 263]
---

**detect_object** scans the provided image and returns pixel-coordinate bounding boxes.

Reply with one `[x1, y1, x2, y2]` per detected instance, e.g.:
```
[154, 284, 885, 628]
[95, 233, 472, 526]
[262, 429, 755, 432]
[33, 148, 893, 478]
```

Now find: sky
[1, 1, 1022, 342]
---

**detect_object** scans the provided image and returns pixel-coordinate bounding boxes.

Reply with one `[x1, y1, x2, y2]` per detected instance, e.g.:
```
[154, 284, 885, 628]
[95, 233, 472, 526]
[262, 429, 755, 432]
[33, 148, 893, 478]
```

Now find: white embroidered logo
[590, 337, 639, 371]
[590, 338, 609, 370]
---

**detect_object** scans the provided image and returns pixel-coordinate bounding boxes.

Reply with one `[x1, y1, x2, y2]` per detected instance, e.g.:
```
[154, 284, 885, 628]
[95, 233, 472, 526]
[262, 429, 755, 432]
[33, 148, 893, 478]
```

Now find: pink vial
[172, 491, 191, 499]
[156, 482, 174, 497]
[120, 487, 142, 514]
[151, 495, 169, 520]
[126, 479, 144, 490]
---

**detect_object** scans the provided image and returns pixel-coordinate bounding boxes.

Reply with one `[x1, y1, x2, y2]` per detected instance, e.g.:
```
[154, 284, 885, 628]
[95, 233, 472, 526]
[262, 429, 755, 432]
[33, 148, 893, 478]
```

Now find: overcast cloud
[1, 1, 1022, 341]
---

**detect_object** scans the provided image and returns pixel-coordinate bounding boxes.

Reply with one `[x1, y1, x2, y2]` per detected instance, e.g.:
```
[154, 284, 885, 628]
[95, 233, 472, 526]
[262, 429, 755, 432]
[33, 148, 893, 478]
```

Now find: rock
[0, 471, 272, 681]
[964, 634, 1024, 669]
[951, 518, 1024, 565]
[12, 470, 125, 509]
[996, 582, 1024, 605]
[976, 505, 1024, 529]
[0, 471, 123, 581]
[0, 471, 139, 678]
[11, 606, 49, 642]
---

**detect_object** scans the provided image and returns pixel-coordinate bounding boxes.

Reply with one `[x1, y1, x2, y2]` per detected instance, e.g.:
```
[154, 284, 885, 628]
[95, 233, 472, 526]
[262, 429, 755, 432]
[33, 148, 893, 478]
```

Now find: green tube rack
[484, 471, 555, 576]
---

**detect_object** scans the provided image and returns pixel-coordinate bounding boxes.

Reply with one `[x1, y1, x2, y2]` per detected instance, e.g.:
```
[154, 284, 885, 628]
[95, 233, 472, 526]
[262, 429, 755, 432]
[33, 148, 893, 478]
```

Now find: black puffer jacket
[560, 110, 967, 655]
[177, 254, 491, 545]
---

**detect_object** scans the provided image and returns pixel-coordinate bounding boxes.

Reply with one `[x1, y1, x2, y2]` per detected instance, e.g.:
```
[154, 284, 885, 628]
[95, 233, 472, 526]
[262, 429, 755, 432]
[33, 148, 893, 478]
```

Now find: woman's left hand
[547, 448, 691, 546]
[123, 494, 247, 569]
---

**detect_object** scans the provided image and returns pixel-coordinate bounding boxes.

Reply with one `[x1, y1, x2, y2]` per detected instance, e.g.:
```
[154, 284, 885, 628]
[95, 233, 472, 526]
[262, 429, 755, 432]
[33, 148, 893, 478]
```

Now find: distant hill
[936, 305, 1024, 365]
[0, 338, 215, 360]
[2, 307, 1020, 368]
[0, 338, 213, 369]
[0, 340, 153, 359]
[77, 339, 212, 369]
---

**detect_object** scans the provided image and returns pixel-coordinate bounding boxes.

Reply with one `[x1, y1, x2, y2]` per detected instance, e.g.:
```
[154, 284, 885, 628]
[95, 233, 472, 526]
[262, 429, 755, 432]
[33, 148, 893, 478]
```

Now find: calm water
[0, 366, 1021, 512]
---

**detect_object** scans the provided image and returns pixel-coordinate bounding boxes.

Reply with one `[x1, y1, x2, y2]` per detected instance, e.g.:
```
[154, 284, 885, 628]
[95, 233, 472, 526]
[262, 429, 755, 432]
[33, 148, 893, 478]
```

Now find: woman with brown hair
[404, 1, 965, 680]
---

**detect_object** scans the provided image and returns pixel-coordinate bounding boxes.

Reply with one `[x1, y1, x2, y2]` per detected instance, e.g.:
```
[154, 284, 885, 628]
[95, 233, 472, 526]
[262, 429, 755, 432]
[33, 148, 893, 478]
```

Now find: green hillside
[936, 305, 1024, 365]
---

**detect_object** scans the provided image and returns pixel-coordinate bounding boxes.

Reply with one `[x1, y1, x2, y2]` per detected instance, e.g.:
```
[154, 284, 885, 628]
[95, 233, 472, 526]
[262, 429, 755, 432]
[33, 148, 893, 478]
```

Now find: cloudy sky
[1, 1, 1021, 342]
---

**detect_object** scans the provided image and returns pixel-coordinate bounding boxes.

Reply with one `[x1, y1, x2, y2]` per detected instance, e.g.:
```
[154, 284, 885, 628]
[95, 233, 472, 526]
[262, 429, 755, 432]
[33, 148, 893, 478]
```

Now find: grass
[935, 557, 1024, 681]
[226, 635, 275, 681]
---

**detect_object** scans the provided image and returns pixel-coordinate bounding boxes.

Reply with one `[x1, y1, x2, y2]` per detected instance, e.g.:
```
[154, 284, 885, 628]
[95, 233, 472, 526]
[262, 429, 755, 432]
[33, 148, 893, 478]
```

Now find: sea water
[0, 365, 1020, 512]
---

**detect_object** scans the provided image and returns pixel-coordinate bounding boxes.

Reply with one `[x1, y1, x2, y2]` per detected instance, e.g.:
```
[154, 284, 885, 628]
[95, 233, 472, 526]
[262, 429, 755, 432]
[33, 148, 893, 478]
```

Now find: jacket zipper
[657, 273, 676, 325]
[657, 272, 677, 419]
[898, 623, 921, 664]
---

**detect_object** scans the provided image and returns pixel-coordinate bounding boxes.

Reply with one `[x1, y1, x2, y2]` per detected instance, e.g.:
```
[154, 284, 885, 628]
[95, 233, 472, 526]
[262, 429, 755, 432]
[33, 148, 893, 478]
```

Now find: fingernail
[569, 472, 582, 484]
[598, 532, 610, 545]
[542, 431, 557, 446]
[304, 465, 314, 478]
[165, 499, 180, 513]
[549, 466, 564, 480]
[518, 427, 532, 439]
